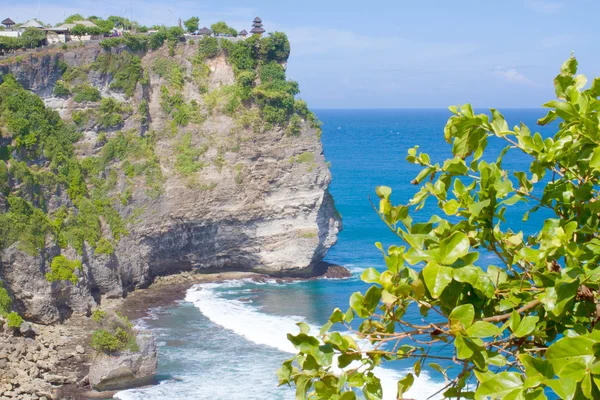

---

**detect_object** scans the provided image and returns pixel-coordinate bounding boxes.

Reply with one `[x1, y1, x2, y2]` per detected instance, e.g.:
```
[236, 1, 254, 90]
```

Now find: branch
[483, 300, 541, 323]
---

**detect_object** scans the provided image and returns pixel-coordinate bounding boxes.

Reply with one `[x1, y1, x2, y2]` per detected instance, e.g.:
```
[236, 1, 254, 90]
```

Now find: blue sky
[3, 0, 598, 108]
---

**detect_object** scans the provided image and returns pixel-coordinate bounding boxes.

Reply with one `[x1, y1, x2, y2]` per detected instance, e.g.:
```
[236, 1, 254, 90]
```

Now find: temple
[1, 18, 15, 30]
[250, 17, 265, 36]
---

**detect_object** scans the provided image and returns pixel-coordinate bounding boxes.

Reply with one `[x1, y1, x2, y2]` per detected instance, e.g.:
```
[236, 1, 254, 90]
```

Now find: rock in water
[88, 333, 157, 391]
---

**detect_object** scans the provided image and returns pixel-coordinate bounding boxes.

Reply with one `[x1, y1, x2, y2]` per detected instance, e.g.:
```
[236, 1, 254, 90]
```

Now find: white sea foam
[115, 280, 443, 399]
[182, 280, 443, 400]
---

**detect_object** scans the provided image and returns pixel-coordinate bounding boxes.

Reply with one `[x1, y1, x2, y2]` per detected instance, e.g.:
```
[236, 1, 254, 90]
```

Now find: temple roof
[239, 29, 248, 35]
[253, 17, 262, 23]
[250, 27, 265, 34]
[21, 19, 43, 28]
[198, 27, 213, 35]
[2, 18, 15, 26]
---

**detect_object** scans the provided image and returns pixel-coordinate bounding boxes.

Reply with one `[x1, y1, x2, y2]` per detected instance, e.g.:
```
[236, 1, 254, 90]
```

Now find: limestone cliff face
[0, 42, 341, 323]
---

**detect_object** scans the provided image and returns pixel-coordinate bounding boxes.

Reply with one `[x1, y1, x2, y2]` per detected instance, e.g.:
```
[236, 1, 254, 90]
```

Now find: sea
[115, 109, 556, 400]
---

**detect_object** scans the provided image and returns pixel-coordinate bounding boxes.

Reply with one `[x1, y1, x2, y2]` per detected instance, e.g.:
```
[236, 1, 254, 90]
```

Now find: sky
[2, 0, 599, 109]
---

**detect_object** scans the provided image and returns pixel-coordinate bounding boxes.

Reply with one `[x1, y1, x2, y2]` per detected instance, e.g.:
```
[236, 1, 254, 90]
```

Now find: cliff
[0, 36, 341, 324]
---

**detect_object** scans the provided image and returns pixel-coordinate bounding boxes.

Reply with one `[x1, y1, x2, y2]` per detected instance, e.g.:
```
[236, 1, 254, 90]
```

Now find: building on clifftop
[239, 29, 248, 38]
[250, 17, 265, 36]
[198, 27, 213, 36]
[2, 18, 15, 30]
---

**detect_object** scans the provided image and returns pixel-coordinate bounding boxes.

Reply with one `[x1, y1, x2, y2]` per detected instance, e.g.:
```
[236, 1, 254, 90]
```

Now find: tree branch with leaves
[278, 56, 600, 400]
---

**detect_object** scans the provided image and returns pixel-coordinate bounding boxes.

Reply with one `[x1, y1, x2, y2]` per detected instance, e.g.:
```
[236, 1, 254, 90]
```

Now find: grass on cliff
[0, 75, 132, 272]
[175, 133, 208, 176]
[91, 310, 139, 354]
[192, 32, 321, 133]
[93, 52, 143, 97]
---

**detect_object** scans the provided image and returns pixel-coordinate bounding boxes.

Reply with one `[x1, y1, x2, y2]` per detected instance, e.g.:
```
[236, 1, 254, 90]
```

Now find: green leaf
[546, 336, 596, 377]
[474, 372, 523, 400]
[375, 186, 391, 199]
[349, 292, 367, 318]
[361, 268, 381, 284]
[295, 374, 312, 400]
[397, 373, 414, 399]
[296, 322, 310, 335]
[443, 199, 460, 215]
[276, 359, 293, 385]
[519, 354, 554, 379]
[466, 321, 500, 338]
[449, 304, 475, 328]
[512, 316, 538, 338]
[364, 286, 382, 313]
[546, 378, 577, 400]
[329, 308, 344, 324]
[422, 262, 453, 298]
[438, 232, 470, 265]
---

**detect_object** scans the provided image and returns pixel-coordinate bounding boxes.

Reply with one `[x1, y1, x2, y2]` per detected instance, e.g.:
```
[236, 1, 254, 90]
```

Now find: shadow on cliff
[141, 221, 265, 281]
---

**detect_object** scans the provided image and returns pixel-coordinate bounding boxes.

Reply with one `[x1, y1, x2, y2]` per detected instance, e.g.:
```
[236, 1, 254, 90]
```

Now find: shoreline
[56, 263, 351, 399]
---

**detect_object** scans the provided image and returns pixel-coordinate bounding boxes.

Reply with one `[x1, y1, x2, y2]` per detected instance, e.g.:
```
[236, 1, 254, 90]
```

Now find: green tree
[280, 56, 600, 399]
[211, 21, 237, 37]
[93, 18, 116, 35]
[45, 255, 82, 285]
[70, 24, 88, 39]
[62, 14, 84, 25]
[20, 28, 46, 48]
[184, 16, 199, 33]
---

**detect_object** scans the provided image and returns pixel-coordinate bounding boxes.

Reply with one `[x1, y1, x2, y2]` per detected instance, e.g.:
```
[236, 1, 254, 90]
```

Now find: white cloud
[494, 67, 534, 85]
[525, 0, 563, 14]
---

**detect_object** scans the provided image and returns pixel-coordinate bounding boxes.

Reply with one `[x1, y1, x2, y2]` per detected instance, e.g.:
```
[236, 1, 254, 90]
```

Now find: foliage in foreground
[90, 310, 139, 354]
[280, 57, 600, 399]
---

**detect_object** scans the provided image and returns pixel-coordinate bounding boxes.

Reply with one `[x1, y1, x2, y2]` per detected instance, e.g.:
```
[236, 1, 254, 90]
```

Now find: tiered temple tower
[250, 17, 265, 36]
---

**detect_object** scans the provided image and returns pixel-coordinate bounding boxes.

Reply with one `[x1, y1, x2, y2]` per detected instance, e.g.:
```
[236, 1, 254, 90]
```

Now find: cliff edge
[0, 35, 341, 324]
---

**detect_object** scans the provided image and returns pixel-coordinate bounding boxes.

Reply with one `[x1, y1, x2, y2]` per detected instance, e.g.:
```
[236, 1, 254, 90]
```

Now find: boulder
[88, 333, 157, 391]
[19, 322, 38, 338]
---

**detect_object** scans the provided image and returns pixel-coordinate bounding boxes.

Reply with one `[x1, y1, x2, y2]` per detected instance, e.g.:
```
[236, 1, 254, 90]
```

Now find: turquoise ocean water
[116, 109, 556, 400]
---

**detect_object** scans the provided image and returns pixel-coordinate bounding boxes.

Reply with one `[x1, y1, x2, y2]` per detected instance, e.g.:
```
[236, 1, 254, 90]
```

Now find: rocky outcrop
[0, 42, 342, 323]
[88, 333, 157, 391]
[0, 318, 86, 399]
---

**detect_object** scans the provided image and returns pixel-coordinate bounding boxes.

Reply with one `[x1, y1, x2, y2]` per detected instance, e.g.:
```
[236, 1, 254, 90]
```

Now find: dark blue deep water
[116, 109, 556, 400]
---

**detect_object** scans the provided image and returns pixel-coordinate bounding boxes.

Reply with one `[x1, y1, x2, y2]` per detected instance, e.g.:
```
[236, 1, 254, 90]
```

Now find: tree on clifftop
[280, 56, 600, 399]
[211, 21, 237, 37]
[184, 16, 199, 33]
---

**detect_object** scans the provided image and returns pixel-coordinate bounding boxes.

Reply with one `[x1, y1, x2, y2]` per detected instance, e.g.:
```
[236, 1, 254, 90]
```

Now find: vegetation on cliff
[90, 310, 139, 354]
[281, 57, 600, 399]
[0, 74, 127, 280]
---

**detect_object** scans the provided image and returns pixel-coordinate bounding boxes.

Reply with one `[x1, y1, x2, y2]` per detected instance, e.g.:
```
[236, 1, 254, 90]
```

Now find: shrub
[0, 280, 12, 317]
[92, 309, 106, 323]
[95, 237, 114, 255]
[197, 37, 220, 59]
[123, 34, 148, 52]
[45, 255, 82, 285]
[90, 311, 138, 354]
[72, 84, 101, 103]
[152, 58, 185, 89]
[6, 312, 23, 329]
[175, 133, 208, 176]
[259, 32, 291, 63]
[294, 152, 314, 163]
[286, 114, 302, 136]
[94, 52, 142, 97]
[53, 80, 70, 97]
[100, 37, 124, 49]
[149, 28, 167, 50]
